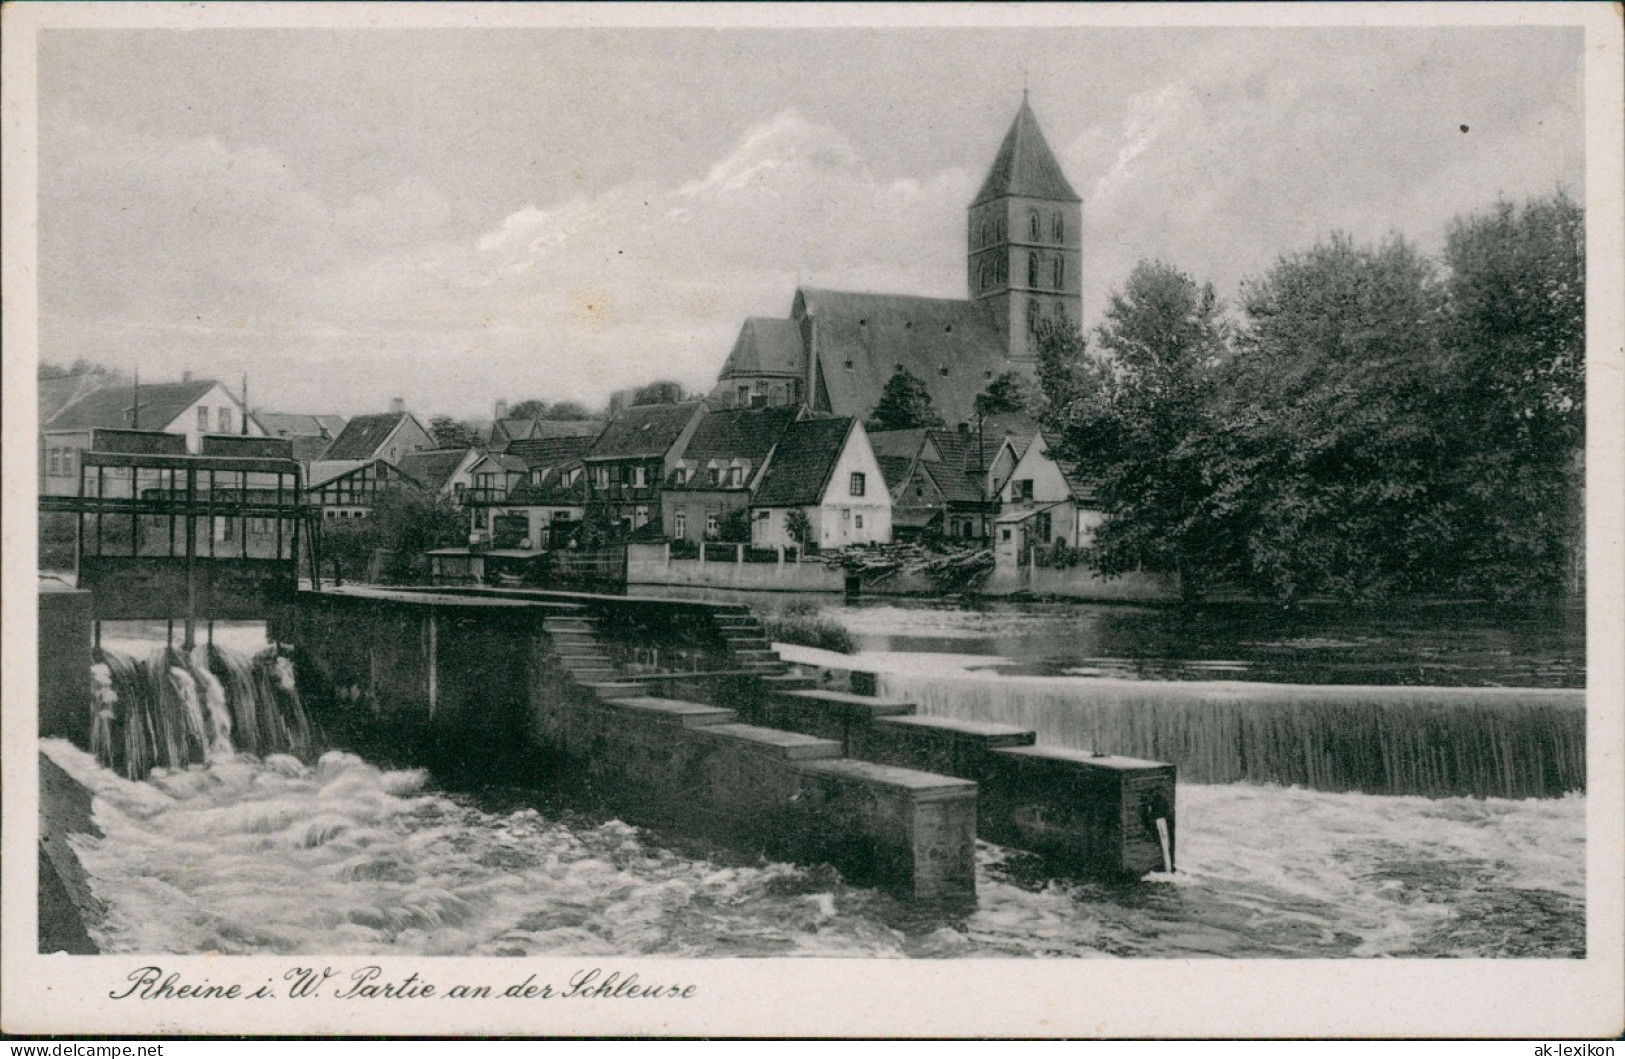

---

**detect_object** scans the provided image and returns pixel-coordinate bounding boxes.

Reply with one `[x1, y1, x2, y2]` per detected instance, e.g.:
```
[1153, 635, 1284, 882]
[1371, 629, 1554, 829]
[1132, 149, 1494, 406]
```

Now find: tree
[1439, 192, 1585, 598]
[428, 415, 480, 449]
[544, 400, 593, 421]
[784, 509, 813, 548]
[632, 380, 688, 406]
[39, 358, 117, 380]
[1044, 261, 1231, 592]
[868, 368, 944, 431]
[507, 399, 548, 420]
[974, 371, 1032, 420]
[319, 487, 465, 583]
[717, 506, 751, 543]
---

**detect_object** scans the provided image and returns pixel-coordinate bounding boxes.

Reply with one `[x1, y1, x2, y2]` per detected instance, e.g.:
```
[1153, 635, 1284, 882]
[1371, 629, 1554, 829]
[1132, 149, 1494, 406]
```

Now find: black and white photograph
[4, 1, 1622, 1040]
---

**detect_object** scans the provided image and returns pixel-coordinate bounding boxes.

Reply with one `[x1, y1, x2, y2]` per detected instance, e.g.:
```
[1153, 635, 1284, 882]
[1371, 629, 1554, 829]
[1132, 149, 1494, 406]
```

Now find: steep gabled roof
[876, 454, 916, 493]
[719, 317, 806, 378]
[502, 464, 588, 507]
[793, 287, 1010, 427]
[867, 428, 932, 462]
[44, 379, 220, 433]
[396, 448, 474, 495]
[677, 404, 802, 463]
[321, 412, 415, 460]
[586, 401, 702, 462]
[752, 416, 855, 507]
[505, 435, 595, 469]
[972, 96, 1081, 206]
[305, 459, 370, 489]
[920, 459, 984, 505]
[256, 412, 342, 439]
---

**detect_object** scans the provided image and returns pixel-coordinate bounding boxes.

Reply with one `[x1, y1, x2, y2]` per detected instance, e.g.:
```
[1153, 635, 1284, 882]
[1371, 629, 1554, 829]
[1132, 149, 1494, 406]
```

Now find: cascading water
[1154, 818, 1172, 874]
[874, 671, 1586, 799]
[86, 643, 318, 779]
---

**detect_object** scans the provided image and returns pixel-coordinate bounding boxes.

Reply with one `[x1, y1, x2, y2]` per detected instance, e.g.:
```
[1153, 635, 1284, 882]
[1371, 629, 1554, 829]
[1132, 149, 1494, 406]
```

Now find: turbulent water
[47, 740, 1584, 958]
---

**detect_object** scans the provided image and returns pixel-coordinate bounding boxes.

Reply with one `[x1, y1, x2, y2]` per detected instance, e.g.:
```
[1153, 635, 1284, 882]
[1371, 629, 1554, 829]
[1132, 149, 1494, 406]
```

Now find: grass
[759, 601, 856, 655]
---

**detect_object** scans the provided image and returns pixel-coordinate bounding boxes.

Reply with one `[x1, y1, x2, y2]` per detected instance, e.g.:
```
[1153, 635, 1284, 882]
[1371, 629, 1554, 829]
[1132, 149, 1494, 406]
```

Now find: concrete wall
[982, 560, 1181, 601]
[39, 582, 93, 745]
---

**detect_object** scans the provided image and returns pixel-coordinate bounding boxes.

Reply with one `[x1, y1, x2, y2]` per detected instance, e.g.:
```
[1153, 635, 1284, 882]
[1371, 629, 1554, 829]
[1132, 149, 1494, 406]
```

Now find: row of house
[41, 374, 1101, 569]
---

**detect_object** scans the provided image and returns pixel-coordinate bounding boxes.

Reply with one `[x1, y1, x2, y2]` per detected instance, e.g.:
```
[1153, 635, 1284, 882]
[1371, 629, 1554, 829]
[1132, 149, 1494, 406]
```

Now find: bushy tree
[717, 506, 752, 543]
[507, 399, 548, 420]
[39, 358, 117, 380]
[318, 487, 466, 583]
[544, 400, 594, 421]
[784, 509, 813, 547]
[632, 380, 688, 406]
[1043, 262, 1231, 591]
[868, 368, 944, 431]
[428, 415, 481, 449]
[974, 371, 1032, 419]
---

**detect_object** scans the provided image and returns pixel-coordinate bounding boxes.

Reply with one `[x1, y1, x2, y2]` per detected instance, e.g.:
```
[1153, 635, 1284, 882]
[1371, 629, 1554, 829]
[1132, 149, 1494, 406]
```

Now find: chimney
[495, 399, 509, 420]
[390, 397, 405, 415]
[182, 370, 193, 383]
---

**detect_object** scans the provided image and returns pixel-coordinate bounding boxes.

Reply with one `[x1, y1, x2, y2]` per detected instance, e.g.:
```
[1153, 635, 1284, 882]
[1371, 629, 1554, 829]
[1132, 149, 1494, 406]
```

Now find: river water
[54, 618, 1585, 959]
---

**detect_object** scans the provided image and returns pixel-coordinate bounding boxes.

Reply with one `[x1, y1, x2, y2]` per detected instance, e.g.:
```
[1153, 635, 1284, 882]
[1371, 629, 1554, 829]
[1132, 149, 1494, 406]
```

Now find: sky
[34, 21, 1585, 420]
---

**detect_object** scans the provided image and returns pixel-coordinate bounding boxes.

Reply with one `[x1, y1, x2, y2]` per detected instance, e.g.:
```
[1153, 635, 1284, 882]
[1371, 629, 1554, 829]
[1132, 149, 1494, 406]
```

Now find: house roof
[504, 435, 594, 470]
[255, 411, 344, 439]
[752, 416, 855, 507]
[471, 452, 529, 474]
[867, 428, 932, 462]
[719, 317, 806, 378]
[502, 464, 588, 507]
[396, 448, 473, 494]
[876, 455, 916, 493]
[321, 412, 416, 459]
[44, 378, 221, 432]
[792, 287, 1011, 427]
[586, 401, 702, 461]
[971, 96, 1081, 206]
[305, 459, 370, 488]
[290, 435, 334, 461]
[677, 405, 801, 463]
[39, 373, 118, 426]
[921, 460, 984, 505]
[491, 417, 602, 449]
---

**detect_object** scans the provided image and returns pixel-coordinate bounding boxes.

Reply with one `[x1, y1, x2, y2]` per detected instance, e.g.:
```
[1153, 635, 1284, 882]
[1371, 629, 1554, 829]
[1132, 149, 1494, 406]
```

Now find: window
[939, 367, 950, 377]
[709, 466, 721, 486]
[674, 467, 688, 486]
[1035, 511, 1053, 542]
[855, 514, 864, 530]
[728, 466, 744, 487]
[1053, 257, 1065, 289]
[1028, 301, 1040, 334]
[1029, 210, 1040, 240]
[634, 505, 649, 528]
[737, 386, 750, 407]
[1028, 252, 1039, 288]
[844, 359, 854, 370]
[1014, 479, 1033, 502]
[218, 407, 233, 433]
[705, 514, 719, 538]
[531, 469, 545, 485]
[674, 510, 687, 539]
[1001, 528, 1012, 542]
[633, 466, 646, 489]
[1053, 213, 1065, 241]
[841, 508, 851, 521]
[849, 472, 866, 497]
[597, 467, 610, 489]
[197, 407, 208, 431]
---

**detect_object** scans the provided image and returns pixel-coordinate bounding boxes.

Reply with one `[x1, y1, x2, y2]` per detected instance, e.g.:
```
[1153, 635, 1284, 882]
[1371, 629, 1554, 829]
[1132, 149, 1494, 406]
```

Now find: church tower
[967, 94, 1082, 364]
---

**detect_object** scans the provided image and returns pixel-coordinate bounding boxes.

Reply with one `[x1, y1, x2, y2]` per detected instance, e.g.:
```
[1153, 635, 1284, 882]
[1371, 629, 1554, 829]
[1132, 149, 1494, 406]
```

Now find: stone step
[578, 680, 645, 697]
[795, 757, 977, 799]
[874, 714, 1036, 747]
[564, 667, 619, 682]
[757, 673, 817, 690]
[601, 695, 737, 728]
[775, 688, 916, 717]
[731, 649, 779, 662]
[687, 723, 842, 761]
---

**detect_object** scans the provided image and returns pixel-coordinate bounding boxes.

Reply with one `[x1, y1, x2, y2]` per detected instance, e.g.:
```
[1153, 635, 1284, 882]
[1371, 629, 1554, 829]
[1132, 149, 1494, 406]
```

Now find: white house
[749, 417, 891, 549]
[995, 430, 1103, 560]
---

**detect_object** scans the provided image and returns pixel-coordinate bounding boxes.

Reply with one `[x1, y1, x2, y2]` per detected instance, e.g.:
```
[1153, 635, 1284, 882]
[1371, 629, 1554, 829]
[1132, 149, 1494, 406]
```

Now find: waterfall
[87, 643, 319, 779]
[876, 672, 1586, 799]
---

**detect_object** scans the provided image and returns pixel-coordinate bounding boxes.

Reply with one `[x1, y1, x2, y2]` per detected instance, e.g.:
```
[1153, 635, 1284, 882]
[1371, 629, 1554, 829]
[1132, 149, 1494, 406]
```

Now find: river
[51, 616, 1585, 959]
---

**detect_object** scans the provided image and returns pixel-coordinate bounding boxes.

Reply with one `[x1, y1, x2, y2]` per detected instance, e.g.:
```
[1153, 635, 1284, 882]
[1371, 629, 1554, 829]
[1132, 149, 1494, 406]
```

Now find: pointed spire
[972, 94, 1080, 206]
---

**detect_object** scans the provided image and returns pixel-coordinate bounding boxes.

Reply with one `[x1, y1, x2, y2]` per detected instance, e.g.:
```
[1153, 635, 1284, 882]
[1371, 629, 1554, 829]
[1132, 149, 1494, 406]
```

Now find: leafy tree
[428, 415, 481, 449]
[717, 506, 752, 543]
[507, 399, 548, 420]
[1440, 192, 1585, 598]
[318, 486, 465, 583]
[544, 400, 594, 421]
[974, 371, 1032, 419]
[784, 509, 813, 547]
[868, 368, 944, 431]
[632, 380, 688, 406]
[39, 358, 117, 380]
[1043, 262, 1231, 592]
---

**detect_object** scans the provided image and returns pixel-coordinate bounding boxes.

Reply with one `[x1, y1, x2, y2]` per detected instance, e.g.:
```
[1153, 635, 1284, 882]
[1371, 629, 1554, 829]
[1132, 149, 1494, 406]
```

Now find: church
[711, 95, 1082, 427]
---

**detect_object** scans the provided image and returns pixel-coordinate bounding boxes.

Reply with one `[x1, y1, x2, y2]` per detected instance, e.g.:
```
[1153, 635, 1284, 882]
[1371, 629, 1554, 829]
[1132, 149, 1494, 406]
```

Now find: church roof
[972, 96, 1080, 206]
[793, 287, 1009, 427]
[720, 317, 806, 378]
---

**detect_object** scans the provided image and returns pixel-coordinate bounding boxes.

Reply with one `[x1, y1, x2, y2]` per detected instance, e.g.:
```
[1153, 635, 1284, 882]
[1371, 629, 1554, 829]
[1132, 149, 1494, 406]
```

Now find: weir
[270, 584, 1178, 897]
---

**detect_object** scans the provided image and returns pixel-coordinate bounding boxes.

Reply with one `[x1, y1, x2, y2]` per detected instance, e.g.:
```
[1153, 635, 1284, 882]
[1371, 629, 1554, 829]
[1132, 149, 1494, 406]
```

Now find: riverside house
[581, 401, 705, 538]
[661, 404, 806, 546]
[748, 416, 891, 550]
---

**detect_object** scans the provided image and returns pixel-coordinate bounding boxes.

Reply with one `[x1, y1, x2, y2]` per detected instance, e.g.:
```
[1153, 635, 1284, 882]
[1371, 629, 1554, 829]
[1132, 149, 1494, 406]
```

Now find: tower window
[940, 367, 950, 377]
[1028, 301, 1040, 334]
[1029, 210, 1040, 241]
[1028, 252, 1039, 288]
[844, 359, 854, 370]
[1053, 213, 1065, 241]
[1053, 257, 1065, 289]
